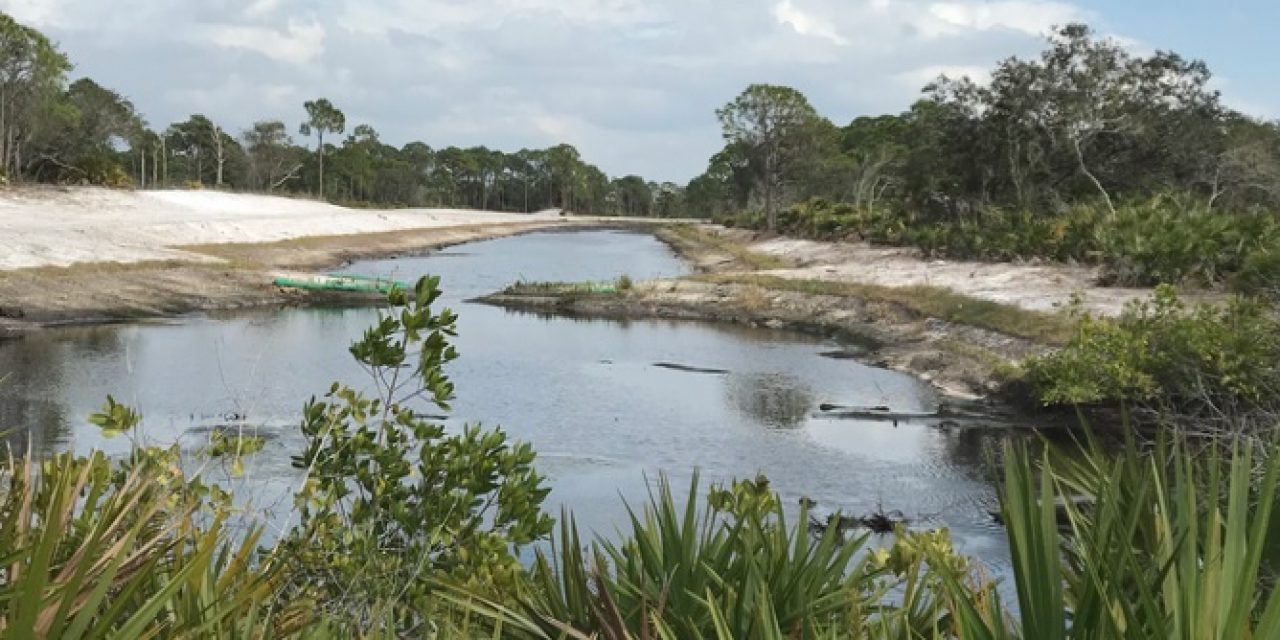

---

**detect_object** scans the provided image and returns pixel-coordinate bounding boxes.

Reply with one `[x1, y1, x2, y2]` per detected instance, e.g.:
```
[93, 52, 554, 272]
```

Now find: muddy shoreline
[475, 281, 1042, 400]
[473, 225, 1057, 400]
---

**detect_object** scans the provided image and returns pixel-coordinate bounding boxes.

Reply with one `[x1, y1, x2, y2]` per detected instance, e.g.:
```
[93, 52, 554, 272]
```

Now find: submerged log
[653, 362, 730, 375]
[815, 401, 1016, 424]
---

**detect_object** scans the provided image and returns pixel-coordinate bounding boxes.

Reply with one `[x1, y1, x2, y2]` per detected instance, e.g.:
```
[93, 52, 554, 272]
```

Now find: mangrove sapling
[280, 275, 553, 635]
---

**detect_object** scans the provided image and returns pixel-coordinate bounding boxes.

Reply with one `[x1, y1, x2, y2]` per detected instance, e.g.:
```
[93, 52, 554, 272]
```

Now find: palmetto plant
[0, 450, 305, 638]
[943, 432, 1280, 639]
[453, 474, 968, 639]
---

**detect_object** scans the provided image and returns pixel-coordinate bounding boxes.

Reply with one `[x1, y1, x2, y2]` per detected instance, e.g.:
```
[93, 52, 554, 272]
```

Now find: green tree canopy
[716, 84, 835, 229]
[300, 97, 346, 197]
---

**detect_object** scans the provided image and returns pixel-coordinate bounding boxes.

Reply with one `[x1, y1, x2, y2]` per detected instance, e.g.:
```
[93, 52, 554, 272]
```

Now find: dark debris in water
[804, 497, 911, 535]
[818, 346, 870, 360]
[653, 362, 730, 375]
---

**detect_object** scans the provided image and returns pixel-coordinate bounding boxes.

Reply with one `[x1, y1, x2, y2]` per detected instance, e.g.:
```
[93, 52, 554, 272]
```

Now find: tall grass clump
[458, 433, 1280, 640]
[456, 475, 985, 639]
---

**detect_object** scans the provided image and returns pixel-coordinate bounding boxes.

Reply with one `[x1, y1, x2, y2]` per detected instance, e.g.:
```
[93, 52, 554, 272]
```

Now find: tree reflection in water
[726, 372, 813, 429]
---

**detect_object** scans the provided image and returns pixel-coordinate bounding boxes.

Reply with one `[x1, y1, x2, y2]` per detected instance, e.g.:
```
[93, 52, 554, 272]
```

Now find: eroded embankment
[477, 225, 1078, 399]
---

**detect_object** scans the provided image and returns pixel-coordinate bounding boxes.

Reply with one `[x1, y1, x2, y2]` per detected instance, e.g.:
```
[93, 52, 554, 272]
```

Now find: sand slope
[0, 187, 561, 270]
[746, 236, 1159, 316]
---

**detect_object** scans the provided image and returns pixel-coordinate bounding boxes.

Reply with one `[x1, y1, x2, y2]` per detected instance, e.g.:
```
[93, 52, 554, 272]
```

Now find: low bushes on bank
[717, 195, 1280, 291]
[1020, 286, 1280, 422]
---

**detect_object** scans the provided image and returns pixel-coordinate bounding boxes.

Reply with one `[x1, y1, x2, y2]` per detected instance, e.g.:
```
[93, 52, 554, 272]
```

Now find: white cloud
[926, 1, 1083, 37]
[0, 0, 67, 27]
[338, 0, 662, 37]
[245, 0, 284, 18]
[204, 20, 325, 65]
[166, 75, 301, 119]
[773, 0, 849, 45]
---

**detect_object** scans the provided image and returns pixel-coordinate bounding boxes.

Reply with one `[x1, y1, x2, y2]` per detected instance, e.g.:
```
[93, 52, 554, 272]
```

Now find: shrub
[1232, 245, 1280, 304]
[1095, 196, 1280, 286]
[1022, 286, 1280, 419]
[0, 432, 301, 637]
[728, 195, 1280, 294]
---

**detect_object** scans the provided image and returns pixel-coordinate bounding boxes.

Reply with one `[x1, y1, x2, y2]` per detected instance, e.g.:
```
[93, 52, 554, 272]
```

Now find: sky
[1, 0, 1275, 183]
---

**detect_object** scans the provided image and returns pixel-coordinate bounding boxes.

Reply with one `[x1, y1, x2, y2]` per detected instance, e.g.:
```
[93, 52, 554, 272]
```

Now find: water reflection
[726, 372, 813, 429]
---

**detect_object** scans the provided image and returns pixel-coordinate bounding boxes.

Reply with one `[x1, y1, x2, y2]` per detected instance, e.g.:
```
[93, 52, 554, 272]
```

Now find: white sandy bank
[0, 187, 562, 270]
[747, 236, 1169, 317]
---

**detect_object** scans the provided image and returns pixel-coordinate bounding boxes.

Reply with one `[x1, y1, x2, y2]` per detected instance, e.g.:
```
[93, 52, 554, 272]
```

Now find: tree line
[7, 12, 1278, 224]
[693, 24, 1280, 229]
[0, 12, 691, 216]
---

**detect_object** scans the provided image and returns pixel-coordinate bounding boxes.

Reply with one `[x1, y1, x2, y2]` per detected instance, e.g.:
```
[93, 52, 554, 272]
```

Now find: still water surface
[0, 230, 1009, 567]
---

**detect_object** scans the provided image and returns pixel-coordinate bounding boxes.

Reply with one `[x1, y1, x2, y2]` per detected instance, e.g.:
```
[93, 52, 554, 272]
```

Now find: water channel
[0, 229, 1011, 570]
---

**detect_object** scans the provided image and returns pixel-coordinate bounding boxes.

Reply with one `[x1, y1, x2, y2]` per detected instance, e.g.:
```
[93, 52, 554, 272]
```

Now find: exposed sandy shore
[0, 190, 1168, 400]
[0, 187, 567, 269]
[735, 233, 1160, 317]
[649, 226, 1170, 318]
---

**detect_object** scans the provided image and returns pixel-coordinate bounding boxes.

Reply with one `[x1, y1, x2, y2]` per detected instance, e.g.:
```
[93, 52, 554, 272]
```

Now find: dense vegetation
[1017, 287, 1280, 429]
[4, 278, 1278, 638]
[9, 11, 1278, 241]
[700, 24, 1280, 221]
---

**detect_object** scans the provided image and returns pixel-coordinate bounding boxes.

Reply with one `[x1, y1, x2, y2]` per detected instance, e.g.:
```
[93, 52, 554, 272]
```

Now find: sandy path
[0, 187, 564, 270]
[746, 236, 1161, 316]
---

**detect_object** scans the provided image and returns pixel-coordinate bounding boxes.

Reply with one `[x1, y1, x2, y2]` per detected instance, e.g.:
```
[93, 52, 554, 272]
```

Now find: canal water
[0, 230, 1009, 567]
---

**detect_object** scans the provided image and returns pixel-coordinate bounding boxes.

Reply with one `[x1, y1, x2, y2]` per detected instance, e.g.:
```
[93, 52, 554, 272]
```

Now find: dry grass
[180, 221, 574, 270]
[737, 285, 773, 312]
[501, 280, 622, 296]
[697, 273, 1076, 345]
[658, 224, 790, 271]
[936, 339, 1023, 381]
[0, 259, 210, 280]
